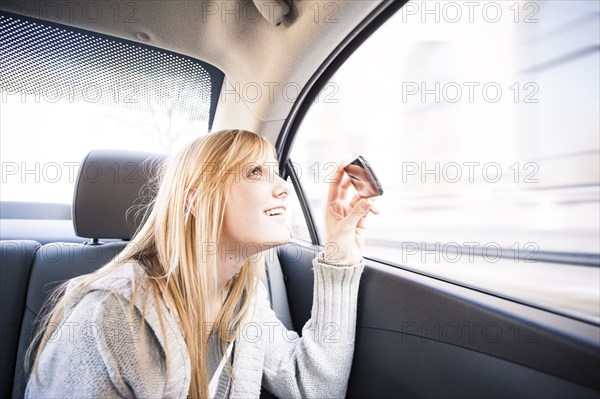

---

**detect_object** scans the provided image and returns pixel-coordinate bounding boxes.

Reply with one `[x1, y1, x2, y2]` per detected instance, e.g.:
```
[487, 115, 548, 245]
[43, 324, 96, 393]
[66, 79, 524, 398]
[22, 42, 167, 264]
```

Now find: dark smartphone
[343, 156, 384, 198]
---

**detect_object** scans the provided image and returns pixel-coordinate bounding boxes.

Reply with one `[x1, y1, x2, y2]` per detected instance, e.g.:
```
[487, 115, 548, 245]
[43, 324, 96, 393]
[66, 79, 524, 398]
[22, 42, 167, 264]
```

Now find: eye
[249, 166, 262, 178]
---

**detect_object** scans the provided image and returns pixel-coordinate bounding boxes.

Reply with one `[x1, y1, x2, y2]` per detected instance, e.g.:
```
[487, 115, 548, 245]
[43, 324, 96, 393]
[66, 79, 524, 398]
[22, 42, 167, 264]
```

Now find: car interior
[1, 1, 599, 398]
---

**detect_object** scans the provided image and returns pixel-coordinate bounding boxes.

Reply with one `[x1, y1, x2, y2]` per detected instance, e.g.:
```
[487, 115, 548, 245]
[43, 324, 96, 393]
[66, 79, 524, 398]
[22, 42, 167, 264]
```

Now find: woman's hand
[323, 161, 380, 265]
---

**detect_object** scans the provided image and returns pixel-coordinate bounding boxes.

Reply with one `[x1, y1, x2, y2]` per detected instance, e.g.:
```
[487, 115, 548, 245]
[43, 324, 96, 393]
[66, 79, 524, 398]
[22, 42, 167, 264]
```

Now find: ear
[185, 187, 197, 217]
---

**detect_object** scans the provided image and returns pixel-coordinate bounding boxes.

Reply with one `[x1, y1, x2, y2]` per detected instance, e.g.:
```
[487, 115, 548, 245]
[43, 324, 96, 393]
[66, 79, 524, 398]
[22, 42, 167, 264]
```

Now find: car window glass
[0, 13, 220, 204]
[290, 1, 600, 323]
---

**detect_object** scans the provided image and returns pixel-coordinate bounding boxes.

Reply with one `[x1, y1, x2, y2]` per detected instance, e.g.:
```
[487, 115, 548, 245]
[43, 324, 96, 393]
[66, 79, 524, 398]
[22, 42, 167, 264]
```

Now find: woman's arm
[260, 161, 377, 398]
[260, 256, 364, 398]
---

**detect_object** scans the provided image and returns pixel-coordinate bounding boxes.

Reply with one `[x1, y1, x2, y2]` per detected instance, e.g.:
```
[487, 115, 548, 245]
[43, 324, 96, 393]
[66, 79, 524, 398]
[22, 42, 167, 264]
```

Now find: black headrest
[72, 150, 164, 240]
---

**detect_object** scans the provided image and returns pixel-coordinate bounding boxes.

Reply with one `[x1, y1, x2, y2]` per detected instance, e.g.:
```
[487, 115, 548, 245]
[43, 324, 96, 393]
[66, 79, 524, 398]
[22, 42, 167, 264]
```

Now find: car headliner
[0, 0, 384, 143]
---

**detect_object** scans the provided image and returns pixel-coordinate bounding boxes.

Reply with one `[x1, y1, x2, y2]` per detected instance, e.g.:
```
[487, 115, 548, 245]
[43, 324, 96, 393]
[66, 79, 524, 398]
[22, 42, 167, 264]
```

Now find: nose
[275, 174, 290, 198]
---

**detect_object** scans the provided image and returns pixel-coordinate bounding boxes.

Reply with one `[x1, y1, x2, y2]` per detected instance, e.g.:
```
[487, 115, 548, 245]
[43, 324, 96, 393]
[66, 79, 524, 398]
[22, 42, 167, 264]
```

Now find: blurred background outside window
[290, 1, 600, 323]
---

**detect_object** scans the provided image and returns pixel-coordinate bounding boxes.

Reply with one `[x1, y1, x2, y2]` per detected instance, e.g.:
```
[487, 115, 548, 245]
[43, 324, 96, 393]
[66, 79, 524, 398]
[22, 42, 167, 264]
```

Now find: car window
[0, 12, 223, 204]
[290, 1, 600, 323]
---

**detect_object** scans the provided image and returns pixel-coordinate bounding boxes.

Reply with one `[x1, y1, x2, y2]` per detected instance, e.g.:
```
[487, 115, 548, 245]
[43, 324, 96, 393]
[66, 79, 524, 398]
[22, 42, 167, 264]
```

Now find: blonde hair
[27, 129, 276, 398]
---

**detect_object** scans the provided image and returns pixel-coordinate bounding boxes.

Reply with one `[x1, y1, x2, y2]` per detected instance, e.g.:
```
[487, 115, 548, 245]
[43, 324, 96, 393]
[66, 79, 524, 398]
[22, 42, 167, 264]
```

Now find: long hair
[26, 129, 275, 398]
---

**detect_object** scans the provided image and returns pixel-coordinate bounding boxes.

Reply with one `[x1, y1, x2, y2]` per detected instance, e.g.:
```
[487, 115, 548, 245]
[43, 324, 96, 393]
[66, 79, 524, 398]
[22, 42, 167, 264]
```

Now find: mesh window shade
[0, 13, 222, 124]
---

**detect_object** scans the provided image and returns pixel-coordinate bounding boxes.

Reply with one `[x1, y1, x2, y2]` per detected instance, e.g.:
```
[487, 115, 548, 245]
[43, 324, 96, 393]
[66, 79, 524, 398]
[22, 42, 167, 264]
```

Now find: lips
[263, 206, 286, 216]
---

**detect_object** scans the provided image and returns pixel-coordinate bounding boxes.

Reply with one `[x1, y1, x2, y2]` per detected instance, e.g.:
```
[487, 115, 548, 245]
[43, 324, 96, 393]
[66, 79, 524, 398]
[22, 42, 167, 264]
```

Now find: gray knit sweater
[25, 255, 365, 398]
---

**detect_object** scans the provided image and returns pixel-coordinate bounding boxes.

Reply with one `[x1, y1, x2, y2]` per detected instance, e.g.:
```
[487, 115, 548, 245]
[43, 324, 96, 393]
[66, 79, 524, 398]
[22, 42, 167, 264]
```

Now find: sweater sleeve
[260, 256, 365, 399]
[25, 290, 167, 399]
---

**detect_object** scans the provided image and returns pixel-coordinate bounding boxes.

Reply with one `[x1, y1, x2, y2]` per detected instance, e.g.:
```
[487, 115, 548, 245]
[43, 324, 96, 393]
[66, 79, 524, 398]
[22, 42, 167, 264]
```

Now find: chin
[240, 227, 290, 255]
[261, 230, 291, 249]
[241, 233, 289, 262]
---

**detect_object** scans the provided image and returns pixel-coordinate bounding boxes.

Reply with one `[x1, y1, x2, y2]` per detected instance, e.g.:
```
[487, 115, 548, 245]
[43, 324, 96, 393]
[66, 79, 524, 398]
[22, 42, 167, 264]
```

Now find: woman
[25, 129, 377, 398]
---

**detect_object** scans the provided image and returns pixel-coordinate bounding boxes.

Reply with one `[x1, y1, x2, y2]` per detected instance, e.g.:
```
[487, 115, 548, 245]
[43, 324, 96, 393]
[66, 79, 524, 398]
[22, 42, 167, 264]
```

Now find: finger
[367, 197, 381, 214]
[326, 160, 348, 203]
[356, 217, 368, 230]
[340, 177, 353, 201]
[348, 193, 361, 208]
[328, 202, 345, 220]
[361, 209, 371, 220]
[357, 207, 372, 228]
[369, 204, 381, 215]
[354, 227, 365, 239]
[356, 197, 380, 214]
[345, 194, 362, 217]
[345, 198, 372, 226]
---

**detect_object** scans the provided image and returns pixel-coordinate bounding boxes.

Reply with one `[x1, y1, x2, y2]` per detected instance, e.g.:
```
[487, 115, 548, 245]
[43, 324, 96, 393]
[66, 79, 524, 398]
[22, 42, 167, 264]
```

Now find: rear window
[0, 12, 223, 204]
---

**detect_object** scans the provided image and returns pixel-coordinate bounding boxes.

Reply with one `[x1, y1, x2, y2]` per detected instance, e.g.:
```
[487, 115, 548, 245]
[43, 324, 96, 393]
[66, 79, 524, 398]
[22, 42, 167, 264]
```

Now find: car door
[276, 1, 600, 397]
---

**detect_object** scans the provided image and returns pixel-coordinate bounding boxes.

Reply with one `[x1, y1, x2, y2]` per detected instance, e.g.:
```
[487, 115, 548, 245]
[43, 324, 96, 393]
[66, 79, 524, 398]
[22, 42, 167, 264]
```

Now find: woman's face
[221, 152, 291, 255]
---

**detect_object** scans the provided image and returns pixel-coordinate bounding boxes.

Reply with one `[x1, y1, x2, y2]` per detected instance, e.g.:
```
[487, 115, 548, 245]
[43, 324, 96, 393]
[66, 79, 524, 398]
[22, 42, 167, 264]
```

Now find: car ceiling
[0, 0, 384, 143]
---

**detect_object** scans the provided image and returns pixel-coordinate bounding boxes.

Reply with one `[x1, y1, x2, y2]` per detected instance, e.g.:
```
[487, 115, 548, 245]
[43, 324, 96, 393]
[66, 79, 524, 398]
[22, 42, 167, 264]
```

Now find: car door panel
[277, 241, 600, 398]
[350, 328, 598, 399]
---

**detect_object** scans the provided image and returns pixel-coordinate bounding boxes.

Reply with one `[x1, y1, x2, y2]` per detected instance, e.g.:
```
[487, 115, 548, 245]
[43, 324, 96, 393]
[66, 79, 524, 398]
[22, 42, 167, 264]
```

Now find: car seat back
[0, 240, 40, 399]
[11, 150, 162, 398]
